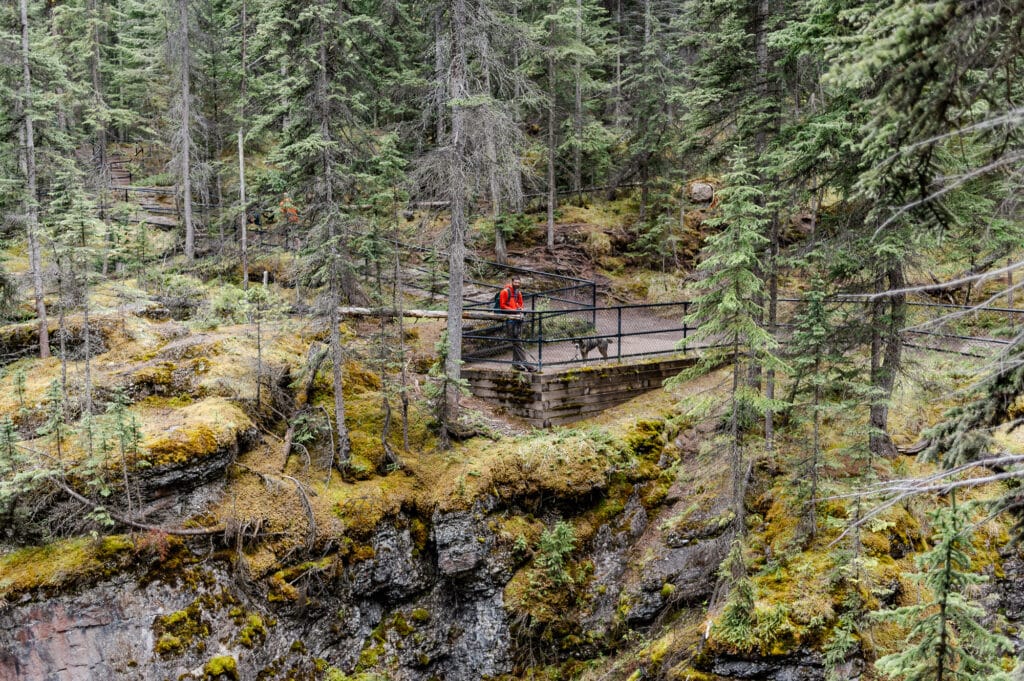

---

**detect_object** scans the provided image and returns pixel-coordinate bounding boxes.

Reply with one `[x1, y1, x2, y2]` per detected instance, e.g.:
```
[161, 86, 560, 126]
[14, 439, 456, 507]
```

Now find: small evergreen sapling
[713, 539, 757, 650]
[873, 494, 1013, 681]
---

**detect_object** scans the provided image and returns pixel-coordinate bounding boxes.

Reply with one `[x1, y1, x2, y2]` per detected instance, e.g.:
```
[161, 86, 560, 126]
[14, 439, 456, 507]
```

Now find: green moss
[357, 645, 381, 670]
[409, 517, 429, 555]
[625, 418, 665, 458]
[641, 475, 673, 509]
[143, 397, 253, 466]
[269, 557, 334, 602]
[203, 655, 239, 680]
[410, 608, 431, 624]
[154, 633, 184, 656]
[153, 601, 210, 657]
[236, 613, 268, 648]
[392, 613, 414, 637]
[0, 535, 135, 600]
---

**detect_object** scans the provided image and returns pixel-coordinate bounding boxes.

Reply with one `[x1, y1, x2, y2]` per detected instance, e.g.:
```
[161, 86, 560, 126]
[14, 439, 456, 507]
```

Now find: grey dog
[573, 336, 611, 360]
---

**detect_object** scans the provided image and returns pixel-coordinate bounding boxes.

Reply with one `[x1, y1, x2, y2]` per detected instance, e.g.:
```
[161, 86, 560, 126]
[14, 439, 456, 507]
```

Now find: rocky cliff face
[0, 460, 734, 681]
[5, 450, 1024, 681]
[3, 307, 1022, 681]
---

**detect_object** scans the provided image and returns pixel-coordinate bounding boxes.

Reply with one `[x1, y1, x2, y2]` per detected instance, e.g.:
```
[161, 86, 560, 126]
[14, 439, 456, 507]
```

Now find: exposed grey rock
[431, 499, 502, 587]
[689, 182, 715, 203]
[345, 524, 432, 601]
[0, 576, 190, 681]
[433, 509, 484, 576]
[711, 652, 824, 680]
[999, 549, 1024, 622]
[583, 493, 649, 633]
[625, 533, 731, 625]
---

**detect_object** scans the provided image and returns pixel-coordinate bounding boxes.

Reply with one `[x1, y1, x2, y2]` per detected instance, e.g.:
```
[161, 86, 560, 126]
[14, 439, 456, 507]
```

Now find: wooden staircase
[108, 149, 178, 229]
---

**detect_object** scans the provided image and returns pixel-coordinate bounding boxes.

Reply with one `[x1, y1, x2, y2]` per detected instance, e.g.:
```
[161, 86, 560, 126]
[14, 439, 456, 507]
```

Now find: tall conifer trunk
[869, 266, 904, 458]
[482, 57, 506, 264]
[239, 0, 248, 289]
[19, 0, 50, 359]
[317, 11, 350, 468]
[175, 0, 196, 260]
[546, 35, 556, 251]
[443, 0, 470, 430]
[572, 0, 582, 201]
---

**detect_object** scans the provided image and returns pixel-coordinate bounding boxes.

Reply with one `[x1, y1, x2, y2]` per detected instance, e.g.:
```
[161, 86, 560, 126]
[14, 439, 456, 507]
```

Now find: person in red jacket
[499, 277, 531, 371]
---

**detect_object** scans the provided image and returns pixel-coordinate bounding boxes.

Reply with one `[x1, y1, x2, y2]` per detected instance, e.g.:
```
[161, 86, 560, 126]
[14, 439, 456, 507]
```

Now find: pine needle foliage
[873, 496, 1013, 681]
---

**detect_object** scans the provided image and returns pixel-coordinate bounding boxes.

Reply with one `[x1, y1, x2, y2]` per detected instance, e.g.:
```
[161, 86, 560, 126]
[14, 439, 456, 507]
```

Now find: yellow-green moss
[154, 633, 184, 656]
[357, 645, 381, 669]
[269, 558, 334, 602]
[236, 613, 268, 648]
[392, 613, 414, 637]
[342, 360, 383, 395]
[409, 518, 429, 555]
[143, 397, 253, 466]
[203, 655, 239, 680]
[625, 418, 665, 458]
[410, 608, 431, 624]
[153, 601, 210, 657]
[0, 535, 135, 600]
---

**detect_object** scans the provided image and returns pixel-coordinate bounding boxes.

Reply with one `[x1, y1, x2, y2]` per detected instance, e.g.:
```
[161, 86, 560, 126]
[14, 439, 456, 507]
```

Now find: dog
[573, 336, 611, 360]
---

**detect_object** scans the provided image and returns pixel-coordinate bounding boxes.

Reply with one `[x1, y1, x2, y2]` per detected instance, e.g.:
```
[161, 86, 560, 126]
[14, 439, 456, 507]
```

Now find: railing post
[537, 311, 543, 371]
[591, 283, 597, 327]
[617, 306, 622, 362]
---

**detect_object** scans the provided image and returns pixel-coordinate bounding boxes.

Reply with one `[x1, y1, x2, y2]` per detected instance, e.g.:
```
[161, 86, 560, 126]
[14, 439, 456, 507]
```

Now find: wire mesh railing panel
[462, 302, 695, 369]
[463, 296, 1024, 371]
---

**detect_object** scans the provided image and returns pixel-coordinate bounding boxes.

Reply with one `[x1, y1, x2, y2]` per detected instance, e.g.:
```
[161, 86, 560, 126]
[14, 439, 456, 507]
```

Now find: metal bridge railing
[463, 296, 1024, 370]
[462, 302, 697, 370]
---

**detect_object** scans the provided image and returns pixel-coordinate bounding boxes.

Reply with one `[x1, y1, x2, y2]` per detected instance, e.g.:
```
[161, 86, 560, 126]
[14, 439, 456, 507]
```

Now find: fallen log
[337, 306, 521, 321]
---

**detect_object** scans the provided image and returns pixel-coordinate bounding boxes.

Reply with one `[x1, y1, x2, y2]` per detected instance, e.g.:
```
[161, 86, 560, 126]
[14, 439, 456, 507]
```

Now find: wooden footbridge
[463, 356, 696, 427]
[458, 281, 1024, 427]
[459, 293, 703, 427]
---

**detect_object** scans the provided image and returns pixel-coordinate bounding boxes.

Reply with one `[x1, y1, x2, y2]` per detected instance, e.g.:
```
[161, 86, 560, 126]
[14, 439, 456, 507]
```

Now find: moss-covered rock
[0, 535, 135, 600]
[142, 397, 256, 466]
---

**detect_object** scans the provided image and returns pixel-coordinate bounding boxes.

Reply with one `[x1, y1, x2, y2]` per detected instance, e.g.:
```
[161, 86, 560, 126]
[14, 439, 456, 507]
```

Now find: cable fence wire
[772, 297, 1021, 357]
[463, 296, 1024, 371]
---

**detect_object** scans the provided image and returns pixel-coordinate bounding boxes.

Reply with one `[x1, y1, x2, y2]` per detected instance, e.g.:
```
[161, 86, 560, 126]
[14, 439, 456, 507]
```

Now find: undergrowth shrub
[535, 521, 576, 586]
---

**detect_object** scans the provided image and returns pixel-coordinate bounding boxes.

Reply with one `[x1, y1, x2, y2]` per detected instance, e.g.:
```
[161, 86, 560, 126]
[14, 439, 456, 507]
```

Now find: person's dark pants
[506, 318, 528, 369]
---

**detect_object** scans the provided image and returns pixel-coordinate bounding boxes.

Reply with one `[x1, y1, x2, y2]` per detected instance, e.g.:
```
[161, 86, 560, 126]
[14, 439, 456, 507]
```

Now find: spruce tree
[682, 152, 780, 524]
[874, 494, 1013, 681]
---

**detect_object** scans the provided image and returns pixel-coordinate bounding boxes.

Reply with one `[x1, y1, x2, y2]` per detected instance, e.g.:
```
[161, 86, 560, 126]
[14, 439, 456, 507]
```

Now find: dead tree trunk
[442, 0, 471, 437]
[239, 129, 248, 289]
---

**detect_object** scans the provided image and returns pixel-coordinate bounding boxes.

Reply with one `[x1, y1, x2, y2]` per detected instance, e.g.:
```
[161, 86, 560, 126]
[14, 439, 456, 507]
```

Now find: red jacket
[499, 285, 523, 311]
